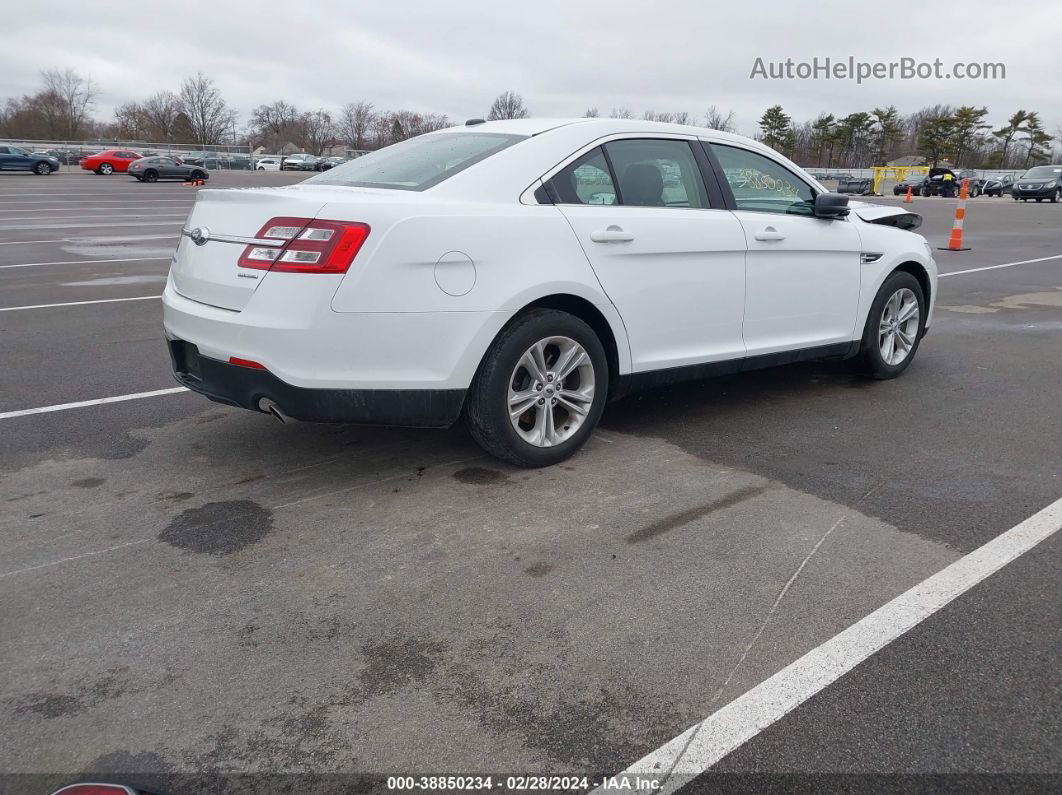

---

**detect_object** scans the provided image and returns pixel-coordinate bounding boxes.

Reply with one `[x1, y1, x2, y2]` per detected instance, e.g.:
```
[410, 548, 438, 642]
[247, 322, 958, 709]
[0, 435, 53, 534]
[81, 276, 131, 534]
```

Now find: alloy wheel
[878, 287, 920, 366]
[507, 336, 595, 447]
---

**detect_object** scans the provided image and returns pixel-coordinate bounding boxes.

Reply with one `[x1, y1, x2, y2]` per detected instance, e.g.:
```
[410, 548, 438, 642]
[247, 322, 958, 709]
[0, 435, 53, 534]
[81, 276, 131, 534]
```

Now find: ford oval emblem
[190, 227, 210, 246]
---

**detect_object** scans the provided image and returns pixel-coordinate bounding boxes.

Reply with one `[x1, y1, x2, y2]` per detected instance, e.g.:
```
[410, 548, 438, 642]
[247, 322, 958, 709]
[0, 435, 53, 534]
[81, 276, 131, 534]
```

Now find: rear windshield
[307, 132, 526, 191]
[1022, 165, 1062, 179]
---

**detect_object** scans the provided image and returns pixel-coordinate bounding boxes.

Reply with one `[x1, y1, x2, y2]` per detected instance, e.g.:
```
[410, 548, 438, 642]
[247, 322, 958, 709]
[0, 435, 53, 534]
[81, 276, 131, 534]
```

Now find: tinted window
[10, 147, 28, 156]
[1022, 165, 1062, 179]
[0, 147, 8, 154]
[711, 144, 816, 215]
[546, 147, 618, 205]
[308, 132, 525, 191]
[604, 139, 708, 208]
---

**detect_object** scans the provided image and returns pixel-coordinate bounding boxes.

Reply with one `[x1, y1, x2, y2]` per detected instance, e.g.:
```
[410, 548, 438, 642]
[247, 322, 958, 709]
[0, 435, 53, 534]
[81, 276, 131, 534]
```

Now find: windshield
[1022, 166, 1062, 179]
[307, 132, 526, 191]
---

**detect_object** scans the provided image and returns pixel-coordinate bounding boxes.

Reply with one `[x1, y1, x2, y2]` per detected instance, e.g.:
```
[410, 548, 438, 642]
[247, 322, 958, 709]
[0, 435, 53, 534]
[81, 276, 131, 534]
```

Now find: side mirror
[814, 192, 850, 219]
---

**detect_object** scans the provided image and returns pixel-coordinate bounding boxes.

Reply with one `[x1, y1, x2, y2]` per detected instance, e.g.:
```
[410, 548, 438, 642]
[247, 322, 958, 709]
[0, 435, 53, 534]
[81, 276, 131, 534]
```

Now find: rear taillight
[238, 216, 370, 274]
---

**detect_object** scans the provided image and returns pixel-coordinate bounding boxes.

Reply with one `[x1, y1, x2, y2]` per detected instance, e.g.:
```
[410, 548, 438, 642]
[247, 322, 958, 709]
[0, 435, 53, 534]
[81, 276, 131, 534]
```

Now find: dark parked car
[1012, 165, 1062, 202]
[127, 156, 209, 183]
[281, 153, 321, 171]
[0, 145, 60, 174]
[893, 174, 927, 195]
[982, 174, 1016, 197]
[921, 167, 981, 197]
[317, 156, 347, 171]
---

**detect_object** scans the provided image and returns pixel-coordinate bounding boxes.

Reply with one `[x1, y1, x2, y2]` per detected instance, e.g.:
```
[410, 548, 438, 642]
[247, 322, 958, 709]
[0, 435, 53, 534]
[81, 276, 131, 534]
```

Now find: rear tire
[98, 162, 114, 175]
[464, 309, 608, 467]
[143, 170, 159, 183]
[848, 271, 926, 380]
[257, 166, 265, 171]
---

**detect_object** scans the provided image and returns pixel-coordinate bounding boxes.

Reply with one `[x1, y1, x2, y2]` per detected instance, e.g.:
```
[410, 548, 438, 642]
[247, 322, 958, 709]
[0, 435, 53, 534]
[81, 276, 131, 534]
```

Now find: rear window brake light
[238, 217, 369, 273]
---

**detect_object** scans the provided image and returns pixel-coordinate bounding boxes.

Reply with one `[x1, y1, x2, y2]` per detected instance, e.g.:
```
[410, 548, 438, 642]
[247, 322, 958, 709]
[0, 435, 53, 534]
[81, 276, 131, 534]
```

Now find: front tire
[190, 170, 206, 182]
[1052, 189, 1061, 203]
[464, 309, 608, 467]
[848, 271, 926, 380]
[34, 162, 52, 175]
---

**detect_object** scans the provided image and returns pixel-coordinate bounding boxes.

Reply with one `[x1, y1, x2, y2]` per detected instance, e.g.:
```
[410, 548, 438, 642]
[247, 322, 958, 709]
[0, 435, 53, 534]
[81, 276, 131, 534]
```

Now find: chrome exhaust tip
[257, 398, 290, 424]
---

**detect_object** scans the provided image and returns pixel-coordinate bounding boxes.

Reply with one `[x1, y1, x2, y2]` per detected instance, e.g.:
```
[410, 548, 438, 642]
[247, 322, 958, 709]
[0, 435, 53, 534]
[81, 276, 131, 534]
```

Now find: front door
[709, 143, 862, 355]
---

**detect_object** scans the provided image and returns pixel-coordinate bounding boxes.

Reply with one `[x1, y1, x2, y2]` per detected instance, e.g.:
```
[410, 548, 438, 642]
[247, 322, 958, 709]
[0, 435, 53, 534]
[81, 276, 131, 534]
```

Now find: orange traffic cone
[904, 185, 913, 203]
[939, 179, 971, 251]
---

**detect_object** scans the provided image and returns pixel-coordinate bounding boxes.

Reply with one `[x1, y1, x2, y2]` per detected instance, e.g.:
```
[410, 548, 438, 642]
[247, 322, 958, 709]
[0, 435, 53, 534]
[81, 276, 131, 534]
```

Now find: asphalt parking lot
[0, 171, 1059, 794]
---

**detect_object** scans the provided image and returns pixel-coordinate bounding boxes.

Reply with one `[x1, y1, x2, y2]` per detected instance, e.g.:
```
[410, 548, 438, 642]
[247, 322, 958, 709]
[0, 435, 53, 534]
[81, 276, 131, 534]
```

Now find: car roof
[444, 117, 775, 150]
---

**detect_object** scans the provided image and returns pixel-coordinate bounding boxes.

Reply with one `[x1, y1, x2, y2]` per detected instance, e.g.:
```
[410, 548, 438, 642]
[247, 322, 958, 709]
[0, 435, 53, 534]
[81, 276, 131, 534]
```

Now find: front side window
[604, 139, 708, 208]
[10, 147, 28, 156]
[710, 144, 816, 215]
[308, 132, 526, 191]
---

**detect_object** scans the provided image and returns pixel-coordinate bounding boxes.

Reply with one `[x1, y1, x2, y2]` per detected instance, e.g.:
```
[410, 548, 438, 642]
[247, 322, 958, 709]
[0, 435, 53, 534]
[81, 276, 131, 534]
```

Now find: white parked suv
[254, 156, 282, 171]
[164, 118, 936, 466]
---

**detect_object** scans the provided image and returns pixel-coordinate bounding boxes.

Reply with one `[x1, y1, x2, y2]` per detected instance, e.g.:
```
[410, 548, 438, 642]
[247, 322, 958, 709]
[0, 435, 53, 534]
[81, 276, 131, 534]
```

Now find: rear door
[708, 142, 861, 355]
[550, 138, 747, 372]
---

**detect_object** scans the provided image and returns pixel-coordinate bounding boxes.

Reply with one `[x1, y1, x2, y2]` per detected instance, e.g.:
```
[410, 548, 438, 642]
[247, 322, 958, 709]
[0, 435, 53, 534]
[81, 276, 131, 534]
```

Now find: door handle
[590, 225, 635, 243]
[754, 226, 786, 242]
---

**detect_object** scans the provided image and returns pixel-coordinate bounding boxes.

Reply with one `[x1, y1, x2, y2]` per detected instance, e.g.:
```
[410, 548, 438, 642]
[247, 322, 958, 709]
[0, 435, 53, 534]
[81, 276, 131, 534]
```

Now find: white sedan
[164, 118, 936, 466]
[254, 156, 282, 171]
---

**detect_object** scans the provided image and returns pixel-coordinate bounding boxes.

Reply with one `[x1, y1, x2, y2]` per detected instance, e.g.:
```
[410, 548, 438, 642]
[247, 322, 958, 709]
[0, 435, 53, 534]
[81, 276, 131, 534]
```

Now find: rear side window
[604, 139, 708, 208]
[307, 132, 526, 191]
[544, 147, 618, 205]
[543, 139, 709, 208]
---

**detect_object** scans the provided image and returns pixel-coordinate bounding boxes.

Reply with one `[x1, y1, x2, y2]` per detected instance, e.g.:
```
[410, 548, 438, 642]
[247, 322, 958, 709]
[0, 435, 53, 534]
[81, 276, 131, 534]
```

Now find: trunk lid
[170, 187, 328, 311]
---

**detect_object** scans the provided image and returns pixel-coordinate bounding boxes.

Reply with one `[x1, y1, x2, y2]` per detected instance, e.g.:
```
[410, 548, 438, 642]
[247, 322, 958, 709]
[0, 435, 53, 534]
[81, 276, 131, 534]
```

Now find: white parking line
[0, 387, 189, 421]
[0, 234, 178, 246]
[939, 254, 1062, 278]
[0, 199, 193, 204]
[0, 295, 160, 312]
[0, 221, 185, 230]
[599, 495, 1062, 794]
[0, 214, 188, 223]
[0, 257, 170, 270]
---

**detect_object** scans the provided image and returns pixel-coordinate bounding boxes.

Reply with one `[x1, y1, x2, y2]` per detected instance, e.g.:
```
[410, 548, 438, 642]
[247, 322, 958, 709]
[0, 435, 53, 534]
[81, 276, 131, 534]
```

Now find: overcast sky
[3, 0, 1061, 139]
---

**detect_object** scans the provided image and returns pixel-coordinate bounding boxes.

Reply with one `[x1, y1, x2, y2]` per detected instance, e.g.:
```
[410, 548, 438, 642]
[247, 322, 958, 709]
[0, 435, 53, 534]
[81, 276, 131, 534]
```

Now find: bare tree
[584, 107, 599, 118]
[140, 92, 181, 141]
[338, 100, 376, 149]
[250, 100, 301, 151]
[704, 105, 736, 133]
[487, 91, 529, 120]
[113, 102, 147, 139]
[609, 107, 635, 119]
[38, 68, 98, 139]
[300, 109, 336, 155]
[176, 73, 235, 146]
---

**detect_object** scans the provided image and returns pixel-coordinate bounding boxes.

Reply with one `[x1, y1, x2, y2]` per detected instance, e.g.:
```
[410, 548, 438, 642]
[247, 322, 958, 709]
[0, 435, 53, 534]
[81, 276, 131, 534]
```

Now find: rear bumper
[169, 338, 465, 426]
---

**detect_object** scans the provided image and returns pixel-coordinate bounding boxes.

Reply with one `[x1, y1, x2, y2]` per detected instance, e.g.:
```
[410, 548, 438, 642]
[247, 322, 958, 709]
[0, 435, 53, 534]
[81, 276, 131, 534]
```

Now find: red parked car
[79, 149, 143, 175]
